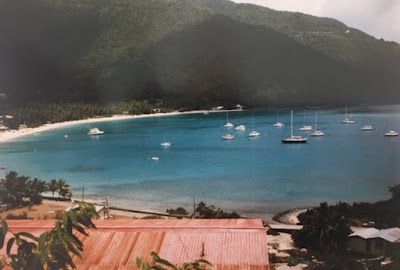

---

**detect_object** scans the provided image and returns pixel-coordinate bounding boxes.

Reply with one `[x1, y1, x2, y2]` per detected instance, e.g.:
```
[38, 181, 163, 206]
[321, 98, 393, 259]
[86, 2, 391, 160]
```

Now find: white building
[348, 227, 400, 257]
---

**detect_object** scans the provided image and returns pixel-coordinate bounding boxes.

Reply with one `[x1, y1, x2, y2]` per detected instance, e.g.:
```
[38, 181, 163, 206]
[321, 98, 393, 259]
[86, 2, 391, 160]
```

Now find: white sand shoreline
[0, 110, 216, 143]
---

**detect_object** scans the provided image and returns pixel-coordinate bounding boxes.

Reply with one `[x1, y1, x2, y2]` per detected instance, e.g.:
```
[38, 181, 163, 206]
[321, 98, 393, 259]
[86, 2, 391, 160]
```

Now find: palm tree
[293, 202, 352, 253]
[0, 171, 30, 206]
[28, 178, 48, 195]
[48, 179, 58, 198]
[56, 179, 70, 199]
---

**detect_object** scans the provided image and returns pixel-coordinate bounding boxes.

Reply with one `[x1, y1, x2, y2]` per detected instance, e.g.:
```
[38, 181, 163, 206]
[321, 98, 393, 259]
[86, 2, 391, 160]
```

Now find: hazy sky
[231, 0, 400, 43]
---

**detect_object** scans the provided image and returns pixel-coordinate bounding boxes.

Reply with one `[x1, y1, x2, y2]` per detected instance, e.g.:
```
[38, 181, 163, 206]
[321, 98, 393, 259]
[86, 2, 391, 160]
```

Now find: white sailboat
[248, 115, 260, 137]
[360, 115, 373, 131]
[299, 110, 312, 131]
[273, 112, 284, 127]
[310, 113, 324, 136]
[282, 110, 307, 143]
[224, 111, 233, 128]
[160, 135, 171, 147]
[342, 107, 355, 124]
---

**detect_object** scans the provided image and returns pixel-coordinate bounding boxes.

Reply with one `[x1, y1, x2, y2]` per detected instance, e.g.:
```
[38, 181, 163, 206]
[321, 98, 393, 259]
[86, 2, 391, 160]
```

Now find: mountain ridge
[0, 0, 398, 108]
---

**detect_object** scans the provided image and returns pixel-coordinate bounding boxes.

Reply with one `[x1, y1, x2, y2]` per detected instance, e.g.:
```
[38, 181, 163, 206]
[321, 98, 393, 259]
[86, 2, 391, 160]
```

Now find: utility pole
[105, 197, 109, 219]
[82, 184, 84, 202]
[192, 195, 196, 219]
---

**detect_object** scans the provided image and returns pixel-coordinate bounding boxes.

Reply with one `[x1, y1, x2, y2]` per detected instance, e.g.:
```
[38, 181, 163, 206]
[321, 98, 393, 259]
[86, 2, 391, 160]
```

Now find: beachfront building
[1, 219, 270, 269]
[66, 204, 110, 220]
[348, 227, 400, 257]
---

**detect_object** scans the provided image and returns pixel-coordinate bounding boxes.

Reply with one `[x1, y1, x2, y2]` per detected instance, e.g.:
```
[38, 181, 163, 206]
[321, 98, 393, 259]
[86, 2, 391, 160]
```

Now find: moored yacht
[299, 125, 312, 131]
[273, 112, 285, 127]
[361, 125, 373, 131]
[235, 125, 246, 131]
[310, 113, 324, 137]
[222, 134, 235, 140]
[161, 135, 171, 147]
[384, 130, 398, 137]
[248, 114, 260, 137]
[342, 107, 355, 124]
[87, 128, 104, 135]
[273, 122, 284, 127]
[282, 111, 307, 143]
[248, 130, 260, 137]
[224, 111, 233, 128]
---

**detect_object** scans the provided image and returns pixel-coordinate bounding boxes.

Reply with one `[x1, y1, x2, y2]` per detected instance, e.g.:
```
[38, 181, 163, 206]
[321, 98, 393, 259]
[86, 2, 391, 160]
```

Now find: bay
[1, 105, 399, 218]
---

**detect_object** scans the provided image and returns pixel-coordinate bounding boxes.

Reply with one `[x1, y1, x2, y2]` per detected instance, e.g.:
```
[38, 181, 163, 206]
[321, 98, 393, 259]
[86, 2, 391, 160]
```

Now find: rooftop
[349, 227, 400, 243]
[1, 219, 270, 270]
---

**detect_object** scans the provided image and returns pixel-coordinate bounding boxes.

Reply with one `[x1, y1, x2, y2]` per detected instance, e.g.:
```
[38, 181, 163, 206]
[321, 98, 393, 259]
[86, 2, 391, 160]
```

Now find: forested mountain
[0, 0, 399, 109]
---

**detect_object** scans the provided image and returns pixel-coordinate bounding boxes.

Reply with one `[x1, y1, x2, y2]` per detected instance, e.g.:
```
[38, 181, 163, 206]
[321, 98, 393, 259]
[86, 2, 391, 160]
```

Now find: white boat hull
[222, 134, 235, 140]
[299, 126, 312, 131]
[310, 131, 324, 136]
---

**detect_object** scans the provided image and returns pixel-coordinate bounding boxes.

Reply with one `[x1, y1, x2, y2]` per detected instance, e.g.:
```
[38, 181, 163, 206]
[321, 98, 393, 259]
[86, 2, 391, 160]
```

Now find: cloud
[230, 0, 400, 43]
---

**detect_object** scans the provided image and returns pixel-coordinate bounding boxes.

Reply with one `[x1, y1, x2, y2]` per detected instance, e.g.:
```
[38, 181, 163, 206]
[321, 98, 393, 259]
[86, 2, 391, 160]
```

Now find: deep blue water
[1, 105, 399, 217]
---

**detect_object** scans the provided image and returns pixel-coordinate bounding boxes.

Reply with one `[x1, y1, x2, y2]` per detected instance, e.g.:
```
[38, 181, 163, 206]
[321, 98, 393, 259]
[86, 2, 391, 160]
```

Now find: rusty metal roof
[1, 219, 270, 270]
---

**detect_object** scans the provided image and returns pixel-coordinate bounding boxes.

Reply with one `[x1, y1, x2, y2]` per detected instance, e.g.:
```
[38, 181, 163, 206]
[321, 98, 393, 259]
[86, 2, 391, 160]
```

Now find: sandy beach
[0, 110, 214, 143]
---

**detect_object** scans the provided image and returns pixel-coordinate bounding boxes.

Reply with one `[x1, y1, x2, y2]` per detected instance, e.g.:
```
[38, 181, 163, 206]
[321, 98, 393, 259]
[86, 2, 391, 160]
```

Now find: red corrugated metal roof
[1, 219, 269, 270]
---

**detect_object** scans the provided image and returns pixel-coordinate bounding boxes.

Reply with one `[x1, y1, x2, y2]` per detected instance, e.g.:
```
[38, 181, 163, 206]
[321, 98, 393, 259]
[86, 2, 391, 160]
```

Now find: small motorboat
[384, 130, 398, 137]
[361, 125, 373, 131]
[87, 128, 104, 135]
[235, 125, 246, 131]
[273, 122, 284, 127]
[222, 134, 235, 140]
[248, 130, 260, 137]
[299, 125, 312, 131]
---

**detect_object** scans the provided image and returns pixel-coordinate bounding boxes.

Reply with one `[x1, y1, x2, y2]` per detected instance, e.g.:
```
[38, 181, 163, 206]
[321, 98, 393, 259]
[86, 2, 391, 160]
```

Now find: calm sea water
[1, 105, 400, 218]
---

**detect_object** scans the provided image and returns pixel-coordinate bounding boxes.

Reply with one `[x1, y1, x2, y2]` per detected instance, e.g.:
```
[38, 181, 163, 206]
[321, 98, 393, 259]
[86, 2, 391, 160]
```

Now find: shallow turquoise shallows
[1, 105, 400, 218]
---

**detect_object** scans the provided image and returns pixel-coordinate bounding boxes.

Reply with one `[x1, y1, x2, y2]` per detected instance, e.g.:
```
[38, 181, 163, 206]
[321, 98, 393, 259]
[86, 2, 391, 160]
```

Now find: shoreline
[0, 110, 217, 143]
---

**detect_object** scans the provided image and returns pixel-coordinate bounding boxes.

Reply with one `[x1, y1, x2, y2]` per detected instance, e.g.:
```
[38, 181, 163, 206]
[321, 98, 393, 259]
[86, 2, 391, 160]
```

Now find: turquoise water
[1, 106, 400, 217]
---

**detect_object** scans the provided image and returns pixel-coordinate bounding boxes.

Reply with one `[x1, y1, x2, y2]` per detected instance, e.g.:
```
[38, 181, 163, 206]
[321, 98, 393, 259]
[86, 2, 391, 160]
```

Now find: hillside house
[348, 227, 400, 257]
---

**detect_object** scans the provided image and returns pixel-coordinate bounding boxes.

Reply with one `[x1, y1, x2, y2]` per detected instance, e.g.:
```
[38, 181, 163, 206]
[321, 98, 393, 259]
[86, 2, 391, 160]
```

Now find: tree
[48, 179, 58, 198]
[195, 202, 241, 219]
[293, 202, 352, 254]
[56, 179, 71, 199]
[27, 178, 48, 204]
[0, 203, 98, 269]
[166, 207, 189, 216]
[389, 184, 400, 201]
[0, 171, 30, 207]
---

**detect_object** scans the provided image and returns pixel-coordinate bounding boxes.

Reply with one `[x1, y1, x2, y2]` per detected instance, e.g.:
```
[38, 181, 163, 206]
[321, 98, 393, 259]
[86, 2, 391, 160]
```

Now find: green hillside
[0, 0, 399, 109]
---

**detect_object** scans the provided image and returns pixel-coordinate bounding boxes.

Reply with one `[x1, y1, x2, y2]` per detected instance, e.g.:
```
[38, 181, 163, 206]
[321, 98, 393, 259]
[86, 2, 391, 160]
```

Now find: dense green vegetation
[136, 252, 212, 270]
[292, 184, 400, 269]
[2, 100, 169, 128]
[0, 171, 72, 207]
[195, 201, 241, 219]
[0, 203, 98, 269]
[293, 202, 352, 254]
[166, 202, 241, 219]
[0, 0, 399, 114]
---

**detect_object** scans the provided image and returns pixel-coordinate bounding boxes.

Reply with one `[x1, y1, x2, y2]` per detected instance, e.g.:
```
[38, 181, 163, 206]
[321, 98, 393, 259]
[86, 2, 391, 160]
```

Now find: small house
[66, 205, 110, 219]
[348, 227, 400, 257]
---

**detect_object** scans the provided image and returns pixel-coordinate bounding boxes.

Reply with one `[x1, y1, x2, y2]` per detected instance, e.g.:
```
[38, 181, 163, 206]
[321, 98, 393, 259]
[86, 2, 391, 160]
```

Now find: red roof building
[1, 219, 270, 270]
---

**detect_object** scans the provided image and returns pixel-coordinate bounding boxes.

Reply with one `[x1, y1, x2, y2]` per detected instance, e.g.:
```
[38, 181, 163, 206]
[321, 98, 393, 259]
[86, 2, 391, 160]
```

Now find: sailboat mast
[315, 113, 318, 130]
[345, 107, 348, 119]
[290, 110, 293, 137]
